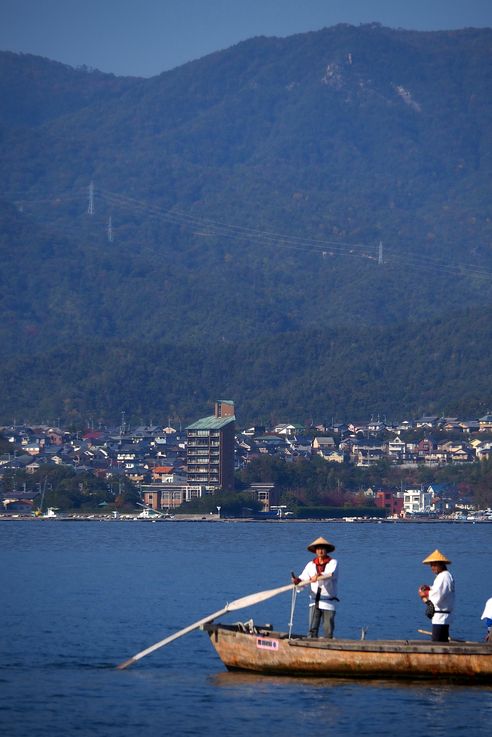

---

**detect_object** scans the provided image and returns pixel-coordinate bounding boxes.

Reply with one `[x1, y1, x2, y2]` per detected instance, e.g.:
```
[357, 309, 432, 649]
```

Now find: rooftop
[186, 415, 236, 431]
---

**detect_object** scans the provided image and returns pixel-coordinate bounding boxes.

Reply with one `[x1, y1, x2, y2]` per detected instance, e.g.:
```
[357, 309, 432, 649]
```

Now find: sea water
[1, 520, 491, 737]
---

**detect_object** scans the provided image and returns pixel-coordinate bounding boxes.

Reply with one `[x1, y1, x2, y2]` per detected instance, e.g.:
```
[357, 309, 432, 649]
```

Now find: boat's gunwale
[203, 622, 492, 656]
[287, 638, 491, 655]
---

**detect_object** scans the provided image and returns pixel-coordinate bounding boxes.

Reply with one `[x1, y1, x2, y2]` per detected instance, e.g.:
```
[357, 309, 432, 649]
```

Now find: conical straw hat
[422, 549, 451, 565]
[307, 536, 335, 553]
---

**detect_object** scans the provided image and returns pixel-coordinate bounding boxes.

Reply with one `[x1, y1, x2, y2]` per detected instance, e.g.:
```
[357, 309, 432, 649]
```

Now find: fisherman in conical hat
[291, 536, 339, 639]
[418, 549, 455, 642]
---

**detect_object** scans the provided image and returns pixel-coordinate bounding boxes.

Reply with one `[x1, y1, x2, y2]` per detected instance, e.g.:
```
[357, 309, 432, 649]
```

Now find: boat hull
[204, 623, 492, 682]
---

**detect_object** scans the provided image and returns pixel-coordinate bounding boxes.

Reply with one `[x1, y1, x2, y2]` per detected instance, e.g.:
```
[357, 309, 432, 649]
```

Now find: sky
[1, 0, 492, 78]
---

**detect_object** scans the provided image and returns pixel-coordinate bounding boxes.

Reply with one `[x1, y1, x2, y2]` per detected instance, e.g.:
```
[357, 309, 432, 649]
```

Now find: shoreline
[1, 514, 491, 523]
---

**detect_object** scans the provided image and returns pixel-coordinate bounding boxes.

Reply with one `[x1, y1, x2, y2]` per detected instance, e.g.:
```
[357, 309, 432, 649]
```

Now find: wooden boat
[203, 622, 492, 683]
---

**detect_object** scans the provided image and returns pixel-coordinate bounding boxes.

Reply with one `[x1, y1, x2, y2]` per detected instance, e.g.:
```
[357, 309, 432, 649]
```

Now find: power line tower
[88, 181, 95, 215]
[378, 240, 384, 265]
[120, 410, 126, 439]
[107, 215, 113, 242]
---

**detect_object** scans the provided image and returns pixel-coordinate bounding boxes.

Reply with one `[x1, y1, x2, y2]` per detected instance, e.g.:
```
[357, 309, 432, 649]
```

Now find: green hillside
[2, 303, 491, 426]
[1, 24, 492, 423]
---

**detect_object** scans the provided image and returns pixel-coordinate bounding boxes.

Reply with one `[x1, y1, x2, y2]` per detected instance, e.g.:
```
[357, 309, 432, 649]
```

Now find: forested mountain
[2, 304, 492, 427]
[1, 24, 492, 425]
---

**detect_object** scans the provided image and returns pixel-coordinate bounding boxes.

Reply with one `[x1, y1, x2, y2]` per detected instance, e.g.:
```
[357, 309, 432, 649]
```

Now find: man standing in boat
[418, 549, 455, 642]
[292, 536, 339, 639]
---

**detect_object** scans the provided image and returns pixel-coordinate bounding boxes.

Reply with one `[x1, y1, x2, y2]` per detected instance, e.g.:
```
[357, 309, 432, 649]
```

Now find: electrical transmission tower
[107, 215, 113, 242]
[88, 181, 95, 215]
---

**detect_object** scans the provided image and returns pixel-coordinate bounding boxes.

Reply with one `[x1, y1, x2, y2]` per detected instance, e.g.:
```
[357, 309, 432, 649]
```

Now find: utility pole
[88, 181, 95, 215]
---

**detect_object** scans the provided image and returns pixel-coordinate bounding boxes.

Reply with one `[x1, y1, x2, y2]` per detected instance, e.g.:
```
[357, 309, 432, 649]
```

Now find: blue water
[1, 520, 491, 737]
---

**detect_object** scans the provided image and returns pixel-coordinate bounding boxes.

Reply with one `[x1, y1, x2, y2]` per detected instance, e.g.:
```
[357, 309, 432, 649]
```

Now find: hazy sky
[1, 0, 492, 77]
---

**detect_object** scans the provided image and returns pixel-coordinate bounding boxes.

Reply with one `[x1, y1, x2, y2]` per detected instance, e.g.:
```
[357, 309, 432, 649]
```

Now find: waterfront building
[375, 490, 404, 516]
[245, 482, 278, 512]
[403, 488, 432, 515]
[141, 482, 187, 509]
[186, 400, 236, 492]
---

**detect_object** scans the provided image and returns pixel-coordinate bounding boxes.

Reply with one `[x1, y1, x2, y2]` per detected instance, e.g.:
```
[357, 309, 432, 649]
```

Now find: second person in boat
[418, 548, 455, 642]
[292, 536, 339, 639]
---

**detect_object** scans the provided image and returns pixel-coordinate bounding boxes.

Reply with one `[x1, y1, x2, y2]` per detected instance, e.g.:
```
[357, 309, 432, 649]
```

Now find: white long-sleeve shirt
[428, 569, 455, 625]
[481, 598, 492, 621]
[298, 557, 338, 611]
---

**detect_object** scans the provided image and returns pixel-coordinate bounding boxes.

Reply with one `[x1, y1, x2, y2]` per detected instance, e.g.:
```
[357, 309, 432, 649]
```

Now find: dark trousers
[309, 607, 335, 638]
[432, 624, 450, 642]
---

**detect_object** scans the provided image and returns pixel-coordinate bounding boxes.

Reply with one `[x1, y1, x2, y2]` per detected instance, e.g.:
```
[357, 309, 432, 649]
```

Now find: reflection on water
[210, 668, 492, 693]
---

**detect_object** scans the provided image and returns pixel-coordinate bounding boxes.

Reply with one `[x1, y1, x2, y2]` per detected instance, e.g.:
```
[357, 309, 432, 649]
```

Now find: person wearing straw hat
[418, 549, 455, 642]
[291, 536, 339, 638]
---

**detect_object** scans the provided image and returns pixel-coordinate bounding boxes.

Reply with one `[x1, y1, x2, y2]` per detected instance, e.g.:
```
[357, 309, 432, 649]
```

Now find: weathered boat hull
[204, 623, 492, 682]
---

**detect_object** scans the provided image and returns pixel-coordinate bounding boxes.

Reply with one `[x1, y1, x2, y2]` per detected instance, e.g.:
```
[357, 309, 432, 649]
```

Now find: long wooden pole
[115, 605, 230, 670]
[116, 576, 326, 670]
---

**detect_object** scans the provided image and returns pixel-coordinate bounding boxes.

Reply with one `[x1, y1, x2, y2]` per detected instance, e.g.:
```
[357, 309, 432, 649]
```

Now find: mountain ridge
[1, 24, 492, 422]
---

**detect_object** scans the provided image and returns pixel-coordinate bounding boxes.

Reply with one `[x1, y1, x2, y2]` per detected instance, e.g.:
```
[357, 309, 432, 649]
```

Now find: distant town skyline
[1, 0, 492, 78]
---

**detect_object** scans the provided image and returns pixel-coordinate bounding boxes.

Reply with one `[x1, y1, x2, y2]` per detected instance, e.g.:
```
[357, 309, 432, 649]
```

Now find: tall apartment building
[186, 400, 236, 492]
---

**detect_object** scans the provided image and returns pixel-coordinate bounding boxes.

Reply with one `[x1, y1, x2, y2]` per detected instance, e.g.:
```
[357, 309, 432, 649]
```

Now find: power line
[99, 188, 374, 254]
[98, 188, 492, 281]
[4, 184, 492, 282]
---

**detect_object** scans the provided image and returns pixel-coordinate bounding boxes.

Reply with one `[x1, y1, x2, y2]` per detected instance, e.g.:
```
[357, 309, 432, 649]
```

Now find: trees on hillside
[237, 455, 492, 510]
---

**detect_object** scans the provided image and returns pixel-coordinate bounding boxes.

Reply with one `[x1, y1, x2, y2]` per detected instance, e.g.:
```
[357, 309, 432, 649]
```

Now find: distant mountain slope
[2, 303, 491, 425]
[0, 51, 138, 127]
[1, 25, 492, 420]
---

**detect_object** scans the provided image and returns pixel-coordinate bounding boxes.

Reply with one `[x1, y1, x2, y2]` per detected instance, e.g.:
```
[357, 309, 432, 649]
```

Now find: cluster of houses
[239, 414, 492, 467]
[0, 423, 188, 514]
[1, 411, 492, 516]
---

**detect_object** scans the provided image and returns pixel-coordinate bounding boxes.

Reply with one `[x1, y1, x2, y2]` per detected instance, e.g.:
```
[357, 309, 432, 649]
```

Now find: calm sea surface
[1, 519, 491, 737]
